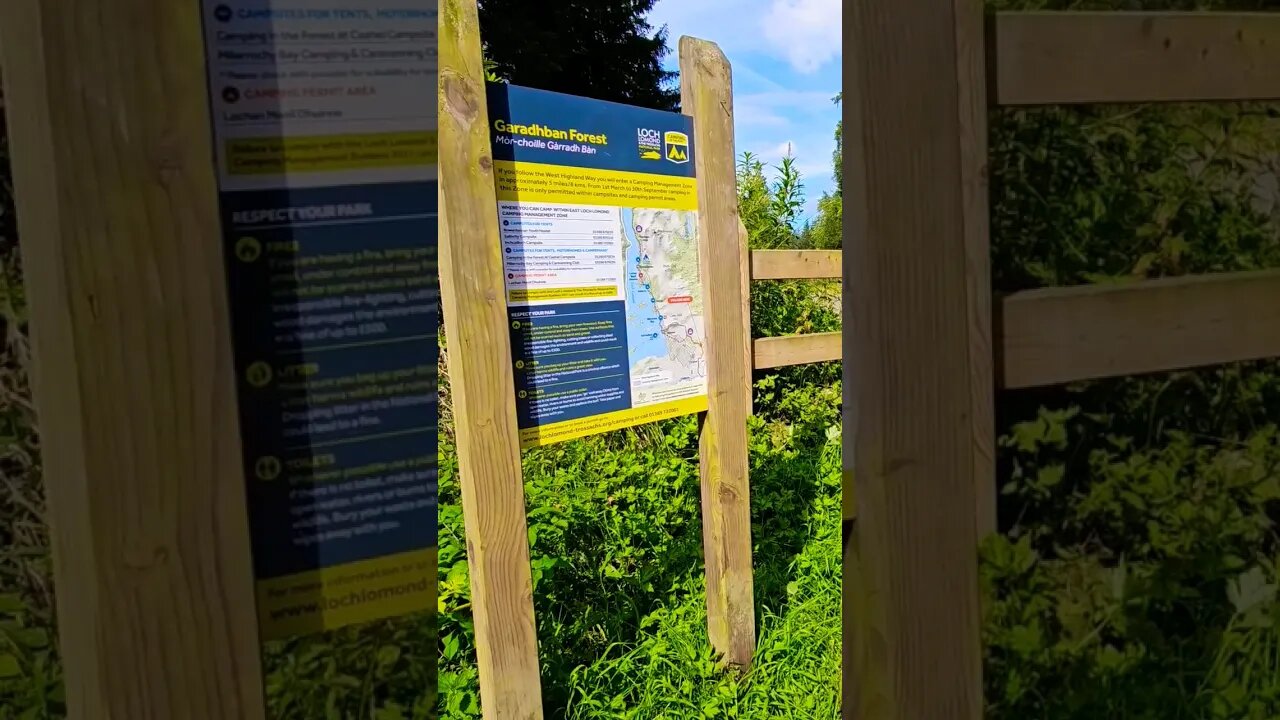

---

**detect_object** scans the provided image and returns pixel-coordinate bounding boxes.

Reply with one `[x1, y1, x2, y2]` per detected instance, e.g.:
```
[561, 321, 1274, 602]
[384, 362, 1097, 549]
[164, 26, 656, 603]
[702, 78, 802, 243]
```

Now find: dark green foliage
[0, 81, 64, 720]
[738, 152, 807, 250]
[980, 3, 1280, 717]
[830, 94, 842, 196]
[0, 594, 61, 720]
[261, 614, 437, 719]
[477, 0, 679, 111]
[435, 350, 841, 719]
[983, 419, 1280, 718]
[989, 103, 1280, 292]
[803, 94, 843, 251]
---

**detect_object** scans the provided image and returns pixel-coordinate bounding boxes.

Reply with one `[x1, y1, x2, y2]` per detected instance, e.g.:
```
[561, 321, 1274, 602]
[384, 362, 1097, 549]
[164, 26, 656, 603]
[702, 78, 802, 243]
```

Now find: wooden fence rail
[753, 332, 842, 369]
[992, 12, 1280, 105]
[749, 249, 841, 280]
[749, 253, 1280, 390]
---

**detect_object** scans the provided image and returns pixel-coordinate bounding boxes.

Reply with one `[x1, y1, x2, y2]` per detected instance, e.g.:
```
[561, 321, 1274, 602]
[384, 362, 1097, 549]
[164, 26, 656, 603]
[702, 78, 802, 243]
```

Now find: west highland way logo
[637, 128, 662, 160]
[664, 131, 689, 164]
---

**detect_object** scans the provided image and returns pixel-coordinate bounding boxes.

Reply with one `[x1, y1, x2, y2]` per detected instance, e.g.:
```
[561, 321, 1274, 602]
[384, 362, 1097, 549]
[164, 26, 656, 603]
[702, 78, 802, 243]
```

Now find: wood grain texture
[1001, 270, 1280, 389]
[845, 0, 988, 716]
[958, 0, 998, 543]
[0, 0, 266, 717]
[993, 12, 1280, 105]
[739, 222, 754, 414]
[439, 1, 544, 717]
[841, 33, 858, 702]
[750, 250, 842, 280]
[680, 36, 757, 669]
[753, 333, 842, 369]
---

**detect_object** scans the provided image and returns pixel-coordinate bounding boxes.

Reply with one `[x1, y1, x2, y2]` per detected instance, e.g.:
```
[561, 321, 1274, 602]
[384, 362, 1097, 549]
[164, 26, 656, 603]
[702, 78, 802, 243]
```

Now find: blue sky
[649, 0, 842, 220]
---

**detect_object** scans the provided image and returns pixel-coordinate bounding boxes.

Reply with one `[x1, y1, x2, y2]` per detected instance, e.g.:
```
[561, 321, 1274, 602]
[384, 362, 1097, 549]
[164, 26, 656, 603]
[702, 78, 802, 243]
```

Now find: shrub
[981, 2, 1280, 716]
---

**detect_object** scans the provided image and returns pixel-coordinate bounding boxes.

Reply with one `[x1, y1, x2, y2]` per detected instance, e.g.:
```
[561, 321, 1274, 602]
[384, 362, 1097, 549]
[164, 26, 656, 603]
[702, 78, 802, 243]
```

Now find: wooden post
[0, 0, 266, 717]
[844, 0, 993, 717]
[439, 0, 545, 716]
[680, 37, 757, 669]
[739, 220, 754, 412]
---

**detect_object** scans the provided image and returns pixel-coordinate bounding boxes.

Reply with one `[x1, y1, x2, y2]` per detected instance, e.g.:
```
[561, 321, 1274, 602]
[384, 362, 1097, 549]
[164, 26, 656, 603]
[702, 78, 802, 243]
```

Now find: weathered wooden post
[1, 0, 441, 715]
[680, 38, 758, 669]
[439, 0, 546, 717]
[844, 0, 994, 717]
[0, 0, 265, 716]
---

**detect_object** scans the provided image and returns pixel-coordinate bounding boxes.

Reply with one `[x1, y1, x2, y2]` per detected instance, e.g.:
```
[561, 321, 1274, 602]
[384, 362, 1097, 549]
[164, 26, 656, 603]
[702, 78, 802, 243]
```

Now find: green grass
[0, 84, 66, 720]
[437, 347, 842, 719]
[559, 426, 841, 719]
[560, 494, 840, 719]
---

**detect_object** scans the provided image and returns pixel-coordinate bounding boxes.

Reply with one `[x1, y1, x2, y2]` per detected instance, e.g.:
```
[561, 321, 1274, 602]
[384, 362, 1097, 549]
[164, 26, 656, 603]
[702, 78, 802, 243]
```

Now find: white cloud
[760, 0, 842, 73]
[797, 161, 833, 184]
[741, 133, 832, 175]
[734, 90, 833, 129]
[736, 90, 836, 117]
[650, 0, 841, 75]
[648, 0, 758, 58]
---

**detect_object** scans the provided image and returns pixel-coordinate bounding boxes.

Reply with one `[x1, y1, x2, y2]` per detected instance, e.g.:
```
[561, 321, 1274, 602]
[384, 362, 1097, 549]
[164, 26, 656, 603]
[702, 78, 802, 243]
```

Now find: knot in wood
[443, 73, 479, 125]
[123, 544, 171, 571]
[151, 136, 187, 188]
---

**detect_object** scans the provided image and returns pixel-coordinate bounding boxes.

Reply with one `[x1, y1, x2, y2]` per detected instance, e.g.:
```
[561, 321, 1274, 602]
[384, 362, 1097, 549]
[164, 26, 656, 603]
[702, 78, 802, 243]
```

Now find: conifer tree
[478, 0, 680, 111]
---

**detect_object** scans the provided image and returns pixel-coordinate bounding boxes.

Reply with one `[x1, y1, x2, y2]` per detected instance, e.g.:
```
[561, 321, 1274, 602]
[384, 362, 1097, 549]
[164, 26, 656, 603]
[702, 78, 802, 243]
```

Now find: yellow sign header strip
[519, 396, 708, 448]
[255, 547, 436, 640]
[227, 131, 438, 176]
[494, 160, 697, 211]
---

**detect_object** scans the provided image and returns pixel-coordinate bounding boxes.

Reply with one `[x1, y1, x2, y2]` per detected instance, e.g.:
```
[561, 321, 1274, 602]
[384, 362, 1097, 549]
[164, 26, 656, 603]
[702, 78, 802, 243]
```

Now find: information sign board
[201, 0, 438, 639]
[487, 84, 708, 448]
